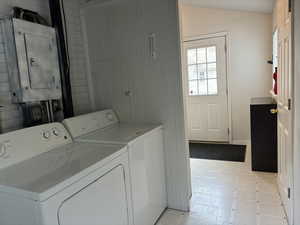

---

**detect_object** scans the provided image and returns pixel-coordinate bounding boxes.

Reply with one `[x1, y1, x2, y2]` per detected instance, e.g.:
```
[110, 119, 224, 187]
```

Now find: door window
[187, 46, 218, 96]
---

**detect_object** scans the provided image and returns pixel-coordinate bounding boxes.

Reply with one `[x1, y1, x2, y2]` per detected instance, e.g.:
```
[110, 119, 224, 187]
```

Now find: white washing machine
[0, 123, 133, 225]
[63, 110, 167, 225]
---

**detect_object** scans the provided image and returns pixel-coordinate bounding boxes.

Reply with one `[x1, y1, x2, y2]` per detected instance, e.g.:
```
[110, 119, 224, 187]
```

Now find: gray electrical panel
[1, 18, 62, 103]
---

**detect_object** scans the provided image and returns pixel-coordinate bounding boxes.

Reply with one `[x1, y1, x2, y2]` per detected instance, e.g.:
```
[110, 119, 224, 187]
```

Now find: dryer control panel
[63, 109, 119, 138]
[0, 123, 72, 170]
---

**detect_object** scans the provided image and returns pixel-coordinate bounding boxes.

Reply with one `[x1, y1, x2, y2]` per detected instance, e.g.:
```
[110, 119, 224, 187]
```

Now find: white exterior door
[183, 37, 229, 142]
[277, 3, 293, 222]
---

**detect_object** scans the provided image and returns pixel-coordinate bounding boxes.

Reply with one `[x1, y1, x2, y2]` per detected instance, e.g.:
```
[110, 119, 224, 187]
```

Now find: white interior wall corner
[152, 0, 190, 210]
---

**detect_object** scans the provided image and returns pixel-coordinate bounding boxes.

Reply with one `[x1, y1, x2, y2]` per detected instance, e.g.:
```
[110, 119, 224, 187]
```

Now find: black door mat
[189, 143, 246, 162]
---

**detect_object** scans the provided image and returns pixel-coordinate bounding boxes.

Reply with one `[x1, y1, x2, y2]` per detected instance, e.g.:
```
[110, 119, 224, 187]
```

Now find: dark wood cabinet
[250, 97, 277, 172]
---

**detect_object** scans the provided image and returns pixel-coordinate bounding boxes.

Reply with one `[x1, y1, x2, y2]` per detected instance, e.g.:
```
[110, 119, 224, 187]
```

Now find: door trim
[293, 1, 300, 224]
[182, 32, 232, 143]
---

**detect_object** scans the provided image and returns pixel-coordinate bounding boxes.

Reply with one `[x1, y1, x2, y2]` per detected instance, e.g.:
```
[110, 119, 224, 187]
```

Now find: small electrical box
[1, 18, 62, 103]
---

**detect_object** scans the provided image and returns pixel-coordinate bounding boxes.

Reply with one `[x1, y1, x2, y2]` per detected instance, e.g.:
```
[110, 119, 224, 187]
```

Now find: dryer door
[58, 165, 129, 225]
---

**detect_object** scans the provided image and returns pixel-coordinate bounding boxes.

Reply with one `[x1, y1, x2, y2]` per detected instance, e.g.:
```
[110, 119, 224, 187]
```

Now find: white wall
[63, 0, 92, 115]
[81, 0, 137, 122]
[82, 0, 190, 211]
[180, 5, 273, 141]
[0, 0, 91, 133]
[293, 0, 300, 223]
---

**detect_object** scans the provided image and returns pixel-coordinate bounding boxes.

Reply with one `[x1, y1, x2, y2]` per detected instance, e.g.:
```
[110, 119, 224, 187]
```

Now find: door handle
[270, 109, 278, 114]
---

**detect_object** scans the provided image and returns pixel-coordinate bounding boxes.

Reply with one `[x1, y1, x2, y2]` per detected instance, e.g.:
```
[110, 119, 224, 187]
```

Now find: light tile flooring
[157, 145, 288, 225]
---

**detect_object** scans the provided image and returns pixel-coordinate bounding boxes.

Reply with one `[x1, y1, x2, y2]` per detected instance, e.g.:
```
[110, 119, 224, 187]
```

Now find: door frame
[181, 32, 232, 143]
[274, 2, 294, 222]
[293, 1, 300, 224]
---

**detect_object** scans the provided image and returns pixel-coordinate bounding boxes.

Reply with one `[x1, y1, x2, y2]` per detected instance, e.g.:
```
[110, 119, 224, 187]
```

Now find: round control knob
[52, 128, 60, 137]
[43, 131, 51, 139]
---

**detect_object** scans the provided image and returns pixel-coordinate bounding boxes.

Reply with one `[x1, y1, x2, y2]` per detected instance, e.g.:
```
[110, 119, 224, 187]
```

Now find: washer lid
[0, 142, 126, 201]
[77, 123, 162, 144]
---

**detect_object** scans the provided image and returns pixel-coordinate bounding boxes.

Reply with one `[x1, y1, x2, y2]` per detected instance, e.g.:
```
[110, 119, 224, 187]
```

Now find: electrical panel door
[2, 18, 62, 102]
[25, 33, 58, 90]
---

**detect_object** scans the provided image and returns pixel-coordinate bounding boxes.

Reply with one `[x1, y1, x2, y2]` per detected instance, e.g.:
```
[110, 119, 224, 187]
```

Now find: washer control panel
[0, 123, 72, 170]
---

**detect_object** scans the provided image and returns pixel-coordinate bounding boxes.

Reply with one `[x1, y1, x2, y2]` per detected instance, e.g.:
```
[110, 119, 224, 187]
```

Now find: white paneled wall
[0, 35, 23, 133]
[63, 0, 91, 115]
[82, 0, 190, 210]
[0, 0, 91, 132]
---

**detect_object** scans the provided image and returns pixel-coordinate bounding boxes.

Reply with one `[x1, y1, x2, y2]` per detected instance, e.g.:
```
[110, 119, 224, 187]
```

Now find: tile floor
[157, 144, 288, 225]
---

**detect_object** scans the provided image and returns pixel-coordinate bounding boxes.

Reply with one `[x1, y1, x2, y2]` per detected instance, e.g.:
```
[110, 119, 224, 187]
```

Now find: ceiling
[179, 0, 275, 13]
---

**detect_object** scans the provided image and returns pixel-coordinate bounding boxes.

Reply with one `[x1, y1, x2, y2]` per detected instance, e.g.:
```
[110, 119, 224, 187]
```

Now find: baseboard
[189, 139, 251, 146]
[232, 139, 251, 146]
